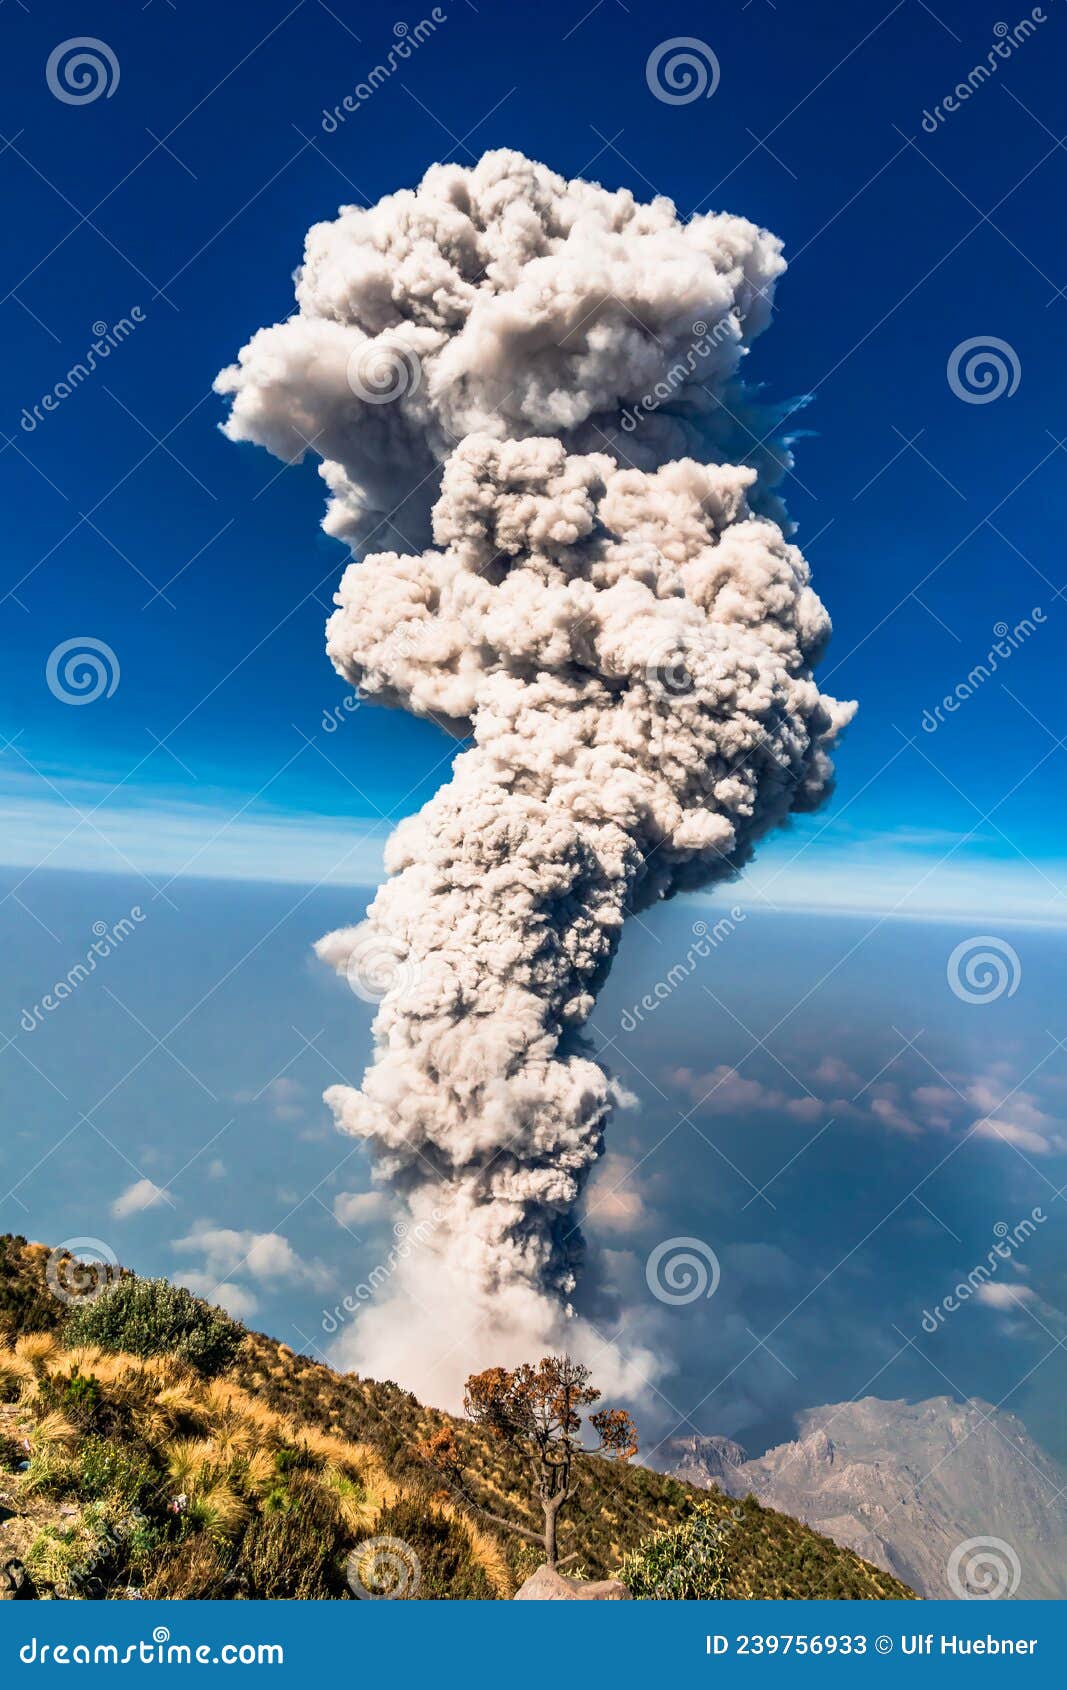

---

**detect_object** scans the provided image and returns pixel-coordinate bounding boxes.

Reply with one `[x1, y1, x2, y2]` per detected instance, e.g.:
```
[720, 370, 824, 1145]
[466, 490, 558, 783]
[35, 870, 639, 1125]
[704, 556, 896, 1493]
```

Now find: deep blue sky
[1, 0, 1065, 914]
[2, 0, 1066, 1489]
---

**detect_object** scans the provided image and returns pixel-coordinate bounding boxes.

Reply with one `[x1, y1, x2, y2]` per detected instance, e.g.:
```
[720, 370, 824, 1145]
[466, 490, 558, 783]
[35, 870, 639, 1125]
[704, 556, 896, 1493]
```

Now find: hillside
[0, 1237, 915, 1600]
[671, 1397, 1067, 1599]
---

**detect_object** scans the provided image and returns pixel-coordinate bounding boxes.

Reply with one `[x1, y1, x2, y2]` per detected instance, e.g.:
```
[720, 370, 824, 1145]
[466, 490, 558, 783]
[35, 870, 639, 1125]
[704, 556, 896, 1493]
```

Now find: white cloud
[583, 1153, 648, 1234]
[111, 1178, 169, 1219]
[235, 1077, 307, 1122]
[176, 1271, 259, 1322]
[0, 768, 391, 888]
[333, 1190, 389, 1228]
[173, 1224, 331, 1289]
[972, 1117, 1055, 1154]
[975, 1282, 1036, 1310]
[668, 1064, 823, 1123]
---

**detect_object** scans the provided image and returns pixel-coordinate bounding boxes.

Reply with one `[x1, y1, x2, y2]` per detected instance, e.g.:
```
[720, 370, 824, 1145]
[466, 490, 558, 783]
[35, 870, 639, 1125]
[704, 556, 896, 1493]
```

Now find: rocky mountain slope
[0, 1236, 914, 1600]
[670, 1395, 1067, 1599]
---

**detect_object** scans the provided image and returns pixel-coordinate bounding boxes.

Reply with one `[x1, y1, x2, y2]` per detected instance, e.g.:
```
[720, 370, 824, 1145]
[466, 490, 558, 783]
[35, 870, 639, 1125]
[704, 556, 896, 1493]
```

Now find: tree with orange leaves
[419, 1355, 638, 1569]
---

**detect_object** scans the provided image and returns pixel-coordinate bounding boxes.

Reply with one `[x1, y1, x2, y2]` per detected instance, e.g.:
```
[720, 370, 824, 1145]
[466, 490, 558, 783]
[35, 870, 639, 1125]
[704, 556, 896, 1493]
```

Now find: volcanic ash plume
[216, 151, 855, 1407]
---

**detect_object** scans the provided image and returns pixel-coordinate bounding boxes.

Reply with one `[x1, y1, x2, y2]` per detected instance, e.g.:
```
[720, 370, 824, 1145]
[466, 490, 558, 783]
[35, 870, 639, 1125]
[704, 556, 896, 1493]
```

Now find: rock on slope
[670, 1396, 1067, 1599]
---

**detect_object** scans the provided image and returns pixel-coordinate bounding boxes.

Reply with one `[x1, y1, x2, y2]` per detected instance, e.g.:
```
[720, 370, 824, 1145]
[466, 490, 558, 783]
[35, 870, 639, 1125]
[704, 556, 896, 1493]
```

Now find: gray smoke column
[216, 151, 855, 1408]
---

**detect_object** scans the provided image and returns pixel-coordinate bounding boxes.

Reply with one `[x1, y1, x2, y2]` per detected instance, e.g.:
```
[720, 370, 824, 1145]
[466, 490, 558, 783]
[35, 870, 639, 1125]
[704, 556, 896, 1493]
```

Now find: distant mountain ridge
[669, 1395, 1067, 1599]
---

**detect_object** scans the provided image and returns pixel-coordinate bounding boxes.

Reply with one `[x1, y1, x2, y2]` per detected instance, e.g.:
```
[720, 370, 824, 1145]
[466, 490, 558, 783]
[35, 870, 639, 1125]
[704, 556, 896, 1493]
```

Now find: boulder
[514, 1565, 631, 1601]
[0, 1560, 36, 1601]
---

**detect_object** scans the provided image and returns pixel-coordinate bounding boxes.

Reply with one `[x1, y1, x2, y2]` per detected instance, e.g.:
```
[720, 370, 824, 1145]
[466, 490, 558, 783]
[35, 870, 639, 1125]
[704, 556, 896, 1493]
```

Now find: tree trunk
[543, 1493, 564, 1567]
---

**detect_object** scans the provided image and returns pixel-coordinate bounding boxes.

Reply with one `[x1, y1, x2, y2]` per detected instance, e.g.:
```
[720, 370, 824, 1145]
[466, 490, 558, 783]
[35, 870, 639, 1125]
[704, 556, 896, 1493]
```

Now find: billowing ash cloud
[215, 148, 794, 554]
[216, 150, 855, 1408]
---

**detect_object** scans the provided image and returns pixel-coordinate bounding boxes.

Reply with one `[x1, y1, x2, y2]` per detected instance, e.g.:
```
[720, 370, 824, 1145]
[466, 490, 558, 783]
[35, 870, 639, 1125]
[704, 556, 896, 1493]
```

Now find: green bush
[78, 1435, 160, 1507]
[233, 1475, 349, 1599]
[617, 1504, 729, 1599]
[371, 1493, 495, 1600]
[64, 1278, 243, 1377]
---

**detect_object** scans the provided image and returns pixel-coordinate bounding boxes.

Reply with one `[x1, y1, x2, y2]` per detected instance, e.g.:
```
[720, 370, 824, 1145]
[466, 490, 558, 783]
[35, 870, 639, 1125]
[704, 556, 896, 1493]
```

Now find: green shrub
[233, 1474, 349, 1599]
[78, 1435, 160, 1507]
[371, 1493, 495, 1600]
[23, 1441, 79, 1500]
[0, 1234, 65, 1339]
[64, 1278, 243, 1377]
[617, 1504, 729, 1599]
